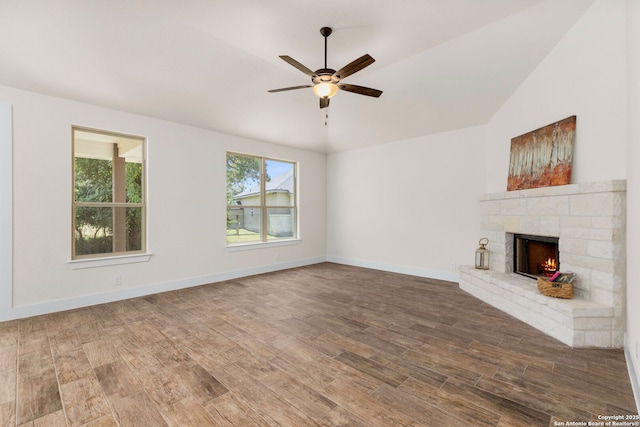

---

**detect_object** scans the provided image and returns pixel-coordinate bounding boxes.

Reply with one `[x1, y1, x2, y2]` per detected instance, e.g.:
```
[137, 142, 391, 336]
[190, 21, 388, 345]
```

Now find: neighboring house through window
[72, 127, 146, 259]
[226, 153, 297, 245]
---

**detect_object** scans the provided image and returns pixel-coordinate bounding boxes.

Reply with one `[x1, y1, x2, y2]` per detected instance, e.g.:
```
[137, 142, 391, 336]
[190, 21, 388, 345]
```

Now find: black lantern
[475, 238, 490, 270]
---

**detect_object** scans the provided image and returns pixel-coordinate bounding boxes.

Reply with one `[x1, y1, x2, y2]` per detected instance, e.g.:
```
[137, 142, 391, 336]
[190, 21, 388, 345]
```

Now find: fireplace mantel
[459, 180, 626, 347]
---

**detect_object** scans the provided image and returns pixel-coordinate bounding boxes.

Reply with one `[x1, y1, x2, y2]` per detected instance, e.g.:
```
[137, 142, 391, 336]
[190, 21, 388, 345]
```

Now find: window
[72, 127, 145, 259]
[226, 153, 297, 245]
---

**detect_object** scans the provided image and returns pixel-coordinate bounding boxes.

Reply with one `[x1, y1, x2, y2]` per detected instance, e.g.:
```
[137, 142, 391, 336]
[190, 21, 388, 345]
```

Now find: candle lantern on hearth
[475, 238, 490, 270]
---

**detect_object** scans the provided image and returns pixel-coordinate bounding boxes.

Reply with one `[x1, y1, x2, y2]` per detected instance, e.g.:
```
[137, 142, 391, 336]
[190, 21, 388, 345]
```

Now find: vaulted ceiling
[0, 0, 595, 153]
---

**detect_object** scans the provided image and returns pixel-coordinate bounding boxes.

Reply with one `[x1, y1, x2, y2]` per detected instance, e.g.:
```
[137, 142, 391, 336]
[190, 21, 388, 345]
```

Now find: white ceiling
[0, 0, 595, 153]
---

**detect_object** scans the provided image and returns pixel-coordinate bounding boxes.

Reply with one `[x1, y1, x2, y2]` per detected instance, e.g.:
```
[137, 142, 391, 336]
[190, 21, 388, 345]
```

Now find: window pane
[125, 161, 143, 203]
[265, 160, 294, 207]
[226, 154, 297, 245]
[73, 127, 146, 259]
[267, 208, 295, 240]
[227, 207, 262, 244]
[74, 206, 113, 256]
[226, 154, 261, 206]
[74, 157, 113, 202]
[126, 207, 143, 251]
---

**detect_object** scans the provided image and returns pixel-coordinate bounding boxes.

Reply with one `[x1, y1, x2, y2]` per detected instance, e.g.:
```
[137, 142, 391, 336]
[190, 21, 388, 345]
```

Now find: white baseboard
[0, 256, 327, 322]
[326, 256, 459, 283]
[625, 334, 640, 414]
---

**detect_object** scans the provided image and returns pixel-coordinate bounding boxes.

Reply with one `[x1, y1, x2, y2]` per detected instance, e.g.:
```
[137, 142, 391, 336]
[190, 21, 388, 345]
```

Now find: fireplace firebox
[513, 234, 559, 279]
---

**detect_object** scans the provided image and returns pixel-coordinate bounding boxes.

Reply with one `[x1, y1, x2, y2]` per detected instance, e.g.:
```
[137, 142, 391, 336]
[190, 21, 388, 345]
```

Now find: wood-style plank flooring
[0, 262, 637, 426]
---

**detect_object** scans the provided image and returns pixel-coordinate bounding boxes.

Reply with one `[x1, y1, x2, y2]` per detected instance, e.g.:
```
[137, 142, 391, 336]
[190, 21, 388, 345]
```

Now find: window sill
[68, 253, 152, 269]
[226, 239, 301, 252]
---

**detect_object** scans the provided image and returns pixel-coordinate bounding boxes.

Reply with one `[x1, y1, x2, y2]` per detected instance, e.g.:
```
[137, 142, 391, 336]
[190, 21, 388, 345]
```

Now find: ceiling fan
[268, 27, 383, 109]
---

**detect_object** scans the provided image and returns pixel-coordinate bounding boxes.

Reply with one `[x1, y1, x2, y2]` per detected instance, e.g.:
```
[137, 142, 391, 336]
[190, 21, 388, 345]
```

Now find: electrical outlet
[114, 275, 122, 286]
[451, 262, 457, 271]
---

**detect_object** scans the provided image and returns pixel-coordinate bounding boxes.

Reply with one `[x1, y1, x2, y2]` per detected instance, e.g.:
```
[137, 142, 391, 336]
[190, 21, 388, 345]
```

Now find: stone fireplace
[459, 180, 626, 347]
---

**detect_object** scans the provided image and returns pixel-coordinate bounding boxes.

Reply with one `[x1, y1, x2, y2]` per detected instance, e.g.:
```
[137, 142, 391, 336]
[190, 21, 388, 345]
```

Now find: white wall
[0, 103, 12, 323]
[327, 125, 486, 281]
[626, 0, 640, 410]
[324, 0, 630, 287]
[485, 0, 628, 193]
[0, 85, 327, 321]
[483, 0, 638, 404]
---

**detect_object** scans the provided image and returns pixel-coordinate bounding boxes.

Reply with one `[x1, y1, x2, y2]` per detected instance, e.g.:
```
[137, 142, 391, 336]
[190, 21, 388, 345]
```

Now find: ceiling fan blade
[334, 54, 375, 80]
[279, 55, 317, 77]
[268, 85, 313, 93]
[320, 97, 330, 109]
[338, 83, 383, 98]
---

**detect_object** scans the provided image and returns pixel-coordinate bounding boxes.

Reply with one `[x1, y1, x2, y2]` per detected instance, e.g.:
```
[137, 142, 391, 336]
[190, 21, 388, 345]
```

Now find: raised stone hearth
[459, 180, 626, 347]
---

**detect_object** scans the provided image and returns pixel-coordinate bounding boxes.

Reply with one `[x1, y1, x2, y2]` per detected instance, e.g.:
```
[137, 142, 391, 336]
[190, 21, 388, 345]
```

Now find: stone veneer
[459, 180, 626, 347]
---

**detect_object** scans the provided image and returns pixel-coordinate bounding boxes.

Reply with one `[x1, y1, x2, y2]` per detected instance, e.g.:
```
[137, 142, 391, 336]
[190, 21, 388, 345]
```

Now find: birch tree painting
[507, 116, 576, 191]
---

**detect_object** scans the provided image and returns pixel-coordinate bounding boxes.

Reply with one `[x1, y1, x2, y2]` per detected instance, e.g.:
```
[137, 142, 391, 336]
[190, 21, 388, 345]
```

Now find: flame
[543, 258, 556, 270]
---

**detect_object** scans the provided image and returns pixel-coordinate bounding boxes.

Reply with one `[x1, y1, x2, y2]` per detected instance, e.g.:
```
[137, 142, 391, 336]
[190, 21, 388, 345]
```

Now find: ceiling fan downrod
[320, 27, 332, 69]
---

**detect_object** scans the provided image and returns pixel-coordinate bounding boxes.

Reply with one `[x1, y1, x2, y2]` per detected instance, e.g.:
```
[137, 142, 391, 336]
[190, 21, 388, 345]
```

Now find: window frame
[226, 152, 298, 246]
[71, 126, 147, 260]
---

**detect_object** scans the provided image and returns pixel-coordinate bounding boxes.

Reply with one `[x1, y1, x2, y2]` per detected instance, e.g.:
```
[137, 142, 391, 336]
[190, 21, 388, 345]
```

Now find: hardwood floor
[0, 262, 637, 426]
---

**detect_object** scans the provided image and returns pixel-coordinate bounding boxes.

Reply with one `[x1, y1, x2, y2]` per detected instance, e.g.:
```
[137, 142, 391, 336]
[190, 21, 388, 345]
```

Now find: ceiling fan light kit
[269, 26, 383, 109]
[313, 82, 338, 98]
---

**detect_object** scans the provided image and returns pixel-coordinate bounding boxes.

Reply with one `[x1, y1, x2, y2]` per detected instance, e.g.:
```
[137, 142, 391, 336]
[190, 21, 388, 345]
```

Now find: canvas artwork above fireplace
[507, 115, 576, 191]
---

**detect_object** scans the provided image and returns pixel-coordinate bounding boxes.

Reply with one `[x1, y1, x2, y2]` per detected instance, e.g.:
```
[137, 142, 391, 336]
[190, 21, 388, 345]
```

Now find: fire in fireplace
[513, 234, 559, 279]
